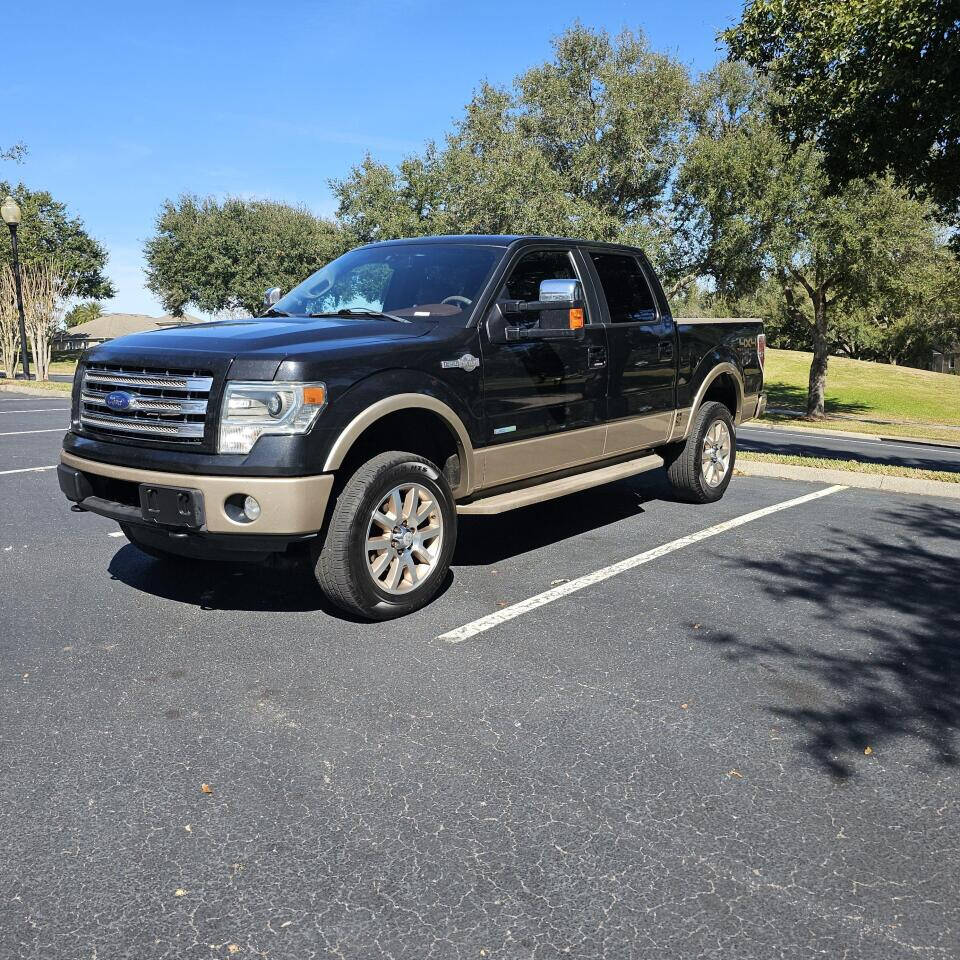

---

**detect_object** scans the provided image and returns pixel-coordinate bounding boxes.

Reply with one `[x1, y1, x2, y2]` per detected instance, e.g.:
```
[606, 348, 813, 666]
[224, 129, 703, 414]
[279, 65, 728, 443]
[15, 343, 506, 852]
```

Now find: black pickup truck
[59, 235, 766, 618]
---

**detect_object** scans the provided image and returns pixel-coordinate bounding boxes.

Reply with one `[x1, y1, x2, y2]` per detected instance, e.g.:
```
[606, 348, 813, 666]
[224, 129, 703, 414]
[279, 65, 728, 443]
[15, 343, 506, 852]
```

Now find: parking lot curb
[735, 457, 960, 499]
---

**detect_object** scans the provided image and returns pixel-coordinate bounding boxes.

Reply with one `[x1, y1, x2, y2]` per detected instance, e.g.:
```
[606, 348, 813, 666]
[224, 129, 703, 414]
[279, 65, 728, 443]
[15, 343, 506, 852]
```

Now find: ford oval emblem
[105, 390, 132, 411]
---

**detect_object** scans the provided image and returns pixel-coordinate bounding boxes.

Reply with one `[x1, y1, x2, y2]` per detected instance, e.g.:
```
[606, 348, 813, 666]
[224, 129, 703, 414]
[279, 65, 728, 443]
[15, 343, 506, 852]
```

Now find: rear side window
[590, 253, 657, 324]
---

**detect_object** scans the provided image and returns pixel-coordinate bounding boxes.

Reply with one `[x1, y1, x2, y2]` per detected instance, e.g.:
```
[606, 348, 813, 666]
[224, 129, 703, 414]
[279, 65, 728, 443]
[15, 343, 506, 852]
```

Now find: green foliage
[0, 142, 28, 164]
[332, 26, 689, 253]
[724, 0, 960, 210]
[64, 301, 102, 328]
[144, 195, 351, 316]
[0, 182, 114, 299]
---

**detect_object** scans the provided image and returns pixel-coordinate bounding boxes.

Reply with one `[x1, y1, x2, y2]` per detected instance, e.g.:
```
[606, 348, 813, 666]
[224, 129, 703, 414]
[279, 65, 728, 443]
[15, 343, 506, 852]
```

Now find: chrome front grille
[79, 364, 214, 443]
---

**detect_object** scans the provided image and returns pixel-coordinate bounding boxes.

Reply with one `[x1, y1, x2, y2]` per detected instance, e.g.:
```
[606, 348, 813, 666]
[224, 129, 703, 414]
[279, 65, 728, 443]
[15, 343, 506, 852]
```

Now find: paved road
[739, 423, 960, 472]
[1, 391, 959, 959]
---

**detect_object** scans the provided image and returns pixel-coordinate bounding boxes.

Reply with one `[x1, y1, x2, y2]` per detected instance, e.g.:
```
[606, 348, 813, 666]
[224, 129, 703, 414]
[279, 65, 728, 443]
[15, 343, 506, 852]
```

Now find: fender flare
[322, 393, 477, 497]
[684, 362, 745, 435]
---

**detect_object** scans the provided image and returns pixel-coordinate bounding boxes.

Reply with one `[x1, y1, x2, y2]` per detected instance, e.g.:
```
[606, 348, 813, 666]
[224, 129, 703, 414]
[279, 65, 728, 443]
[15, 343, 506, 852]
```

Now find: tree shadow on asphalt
[699, 500, 960, 778]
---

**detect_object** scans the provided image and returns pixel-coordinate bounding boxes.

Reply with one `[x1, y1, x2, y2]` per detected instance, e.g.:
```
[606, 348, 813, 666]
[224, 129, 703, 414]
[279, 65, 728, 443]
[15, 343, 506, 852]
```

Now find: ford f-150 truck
[58, 235, 766, 619]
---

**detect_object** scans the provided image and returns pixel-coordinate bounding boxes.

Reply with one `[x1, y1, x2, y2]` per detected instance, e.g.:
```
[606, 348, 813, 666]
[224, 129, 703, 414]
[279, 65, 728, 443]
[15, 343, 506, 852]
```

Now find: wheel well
[338, 409, 463, 489]
[701, 373, 740, 420]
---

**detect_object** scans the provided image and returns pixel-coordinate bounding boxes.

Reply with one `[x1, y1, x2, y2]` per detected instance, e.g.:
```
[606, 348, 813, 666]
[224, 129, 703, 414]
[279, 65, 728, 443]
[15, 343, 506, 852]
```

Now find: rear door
[584, 249, 677, 454]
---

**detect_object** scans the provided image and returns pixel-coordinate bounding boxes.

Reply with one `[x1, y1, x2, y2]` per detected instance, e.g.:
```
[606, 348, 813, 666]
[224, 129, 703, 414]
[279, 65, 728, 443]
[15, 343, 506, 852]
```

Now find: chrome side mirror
[263, 287, 282, 307]
[539, 278, 582, 302]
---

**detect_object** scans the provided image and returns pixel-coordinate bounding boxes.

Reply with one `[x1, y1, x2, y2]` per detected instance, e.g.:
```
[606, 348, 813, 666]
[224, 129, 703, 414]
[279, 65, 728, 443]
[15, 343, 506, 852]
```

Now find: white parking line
[0, 428, 65, 436]
[438, 484, 848, 644]
[0, 465, 56, 476]
[0, 408, 69, 414]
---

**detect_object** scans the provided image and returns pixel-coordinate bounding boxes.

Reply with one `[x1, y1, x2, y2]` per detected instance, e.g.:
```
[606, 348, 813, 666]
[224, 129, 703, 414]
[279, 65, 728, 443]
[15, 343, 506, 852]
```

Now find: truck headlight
[218, 381, 327, 454]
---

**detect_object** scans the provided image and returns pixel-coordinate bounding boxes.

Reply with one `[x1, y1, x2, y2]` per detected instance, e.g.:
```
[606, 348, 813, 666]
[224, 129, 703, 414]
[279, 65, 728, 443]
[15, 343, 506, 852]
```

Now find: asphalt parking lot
[2, 390, 959, 960]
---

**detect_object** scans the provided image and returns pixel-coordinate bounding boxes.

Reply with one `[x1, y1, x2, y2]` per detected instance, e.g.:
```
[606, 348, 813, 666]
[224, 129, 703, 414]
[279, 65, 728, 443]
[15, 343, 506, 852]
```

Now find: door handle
[587, 345, 607, 368]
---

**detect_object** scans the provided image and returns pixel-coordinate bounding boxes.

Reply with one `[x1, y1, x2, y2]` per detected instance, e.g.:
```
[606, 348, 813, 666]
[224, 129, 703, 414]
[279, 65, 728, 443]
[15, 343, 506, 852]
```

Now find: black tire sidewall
[689, 403, 736, 502]
[328, 455, 457, 618]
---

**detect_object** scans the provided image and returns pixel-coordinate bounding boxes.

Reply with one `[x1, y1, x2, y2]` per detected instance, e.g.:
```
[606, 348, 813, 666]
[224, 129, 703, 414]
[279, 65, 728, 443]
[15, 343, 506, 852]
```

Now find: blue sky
[3, 0, 742, 316]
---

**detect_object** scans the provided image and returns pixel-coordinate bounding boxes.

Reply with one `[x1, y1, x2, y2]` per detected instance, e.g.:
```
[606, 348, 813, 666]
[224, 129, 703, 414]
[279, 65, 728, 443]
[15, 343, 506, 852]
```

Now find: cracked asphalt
[1, 391, 958, 959]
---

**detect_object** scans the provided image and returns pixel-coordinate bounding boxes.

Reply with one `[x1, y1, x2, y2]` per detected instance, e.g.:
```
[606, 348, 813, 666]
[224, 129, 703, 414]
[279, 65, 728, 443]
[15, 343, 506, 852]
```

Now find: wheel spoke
[370, 551, 392, 578]
[389, 490, 403, 522]
[401, 486, 416, 521]
[366, 537, 391, 552]
[403, 553, 419, 586]
[371, 510, 393, 532]
[413, 498, 436, 526]
[387, 557, 403, 591]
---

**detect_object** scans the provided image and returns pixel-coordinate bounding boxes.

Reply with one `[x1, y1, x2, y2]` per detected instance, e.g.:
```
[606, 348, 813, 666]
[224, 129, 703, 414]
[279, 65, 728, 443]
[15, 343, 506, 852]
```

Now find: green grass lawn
[765, 349, 960, 427]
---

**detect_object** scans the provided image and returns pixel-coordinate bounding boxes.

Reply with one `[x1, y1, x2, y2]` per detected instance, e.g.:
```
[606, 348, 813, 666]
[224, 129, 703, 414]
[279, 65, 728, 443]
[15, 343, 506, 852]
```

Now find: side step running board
[457, 453, 664, 516]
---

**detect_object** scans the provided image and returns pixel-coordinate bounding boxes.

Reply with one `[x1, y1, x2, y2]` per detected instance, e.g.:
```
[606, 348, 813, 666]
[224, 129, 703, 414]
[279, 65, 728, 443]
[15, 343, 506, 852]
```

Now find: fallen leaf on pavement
[727, 769, 744, 779]
[174, 889, 186, 897]
[200, 783, 213, 794]
[551, 578, 570, 586]
[864, 746, 873, 755]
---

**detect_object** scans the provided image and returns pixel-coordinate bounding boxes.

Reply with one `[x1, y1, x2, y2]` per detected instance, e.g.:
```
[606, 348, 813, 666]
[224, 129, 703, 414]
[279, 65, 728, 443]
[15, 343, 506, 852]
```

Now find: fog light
[243, 496, 261, 521]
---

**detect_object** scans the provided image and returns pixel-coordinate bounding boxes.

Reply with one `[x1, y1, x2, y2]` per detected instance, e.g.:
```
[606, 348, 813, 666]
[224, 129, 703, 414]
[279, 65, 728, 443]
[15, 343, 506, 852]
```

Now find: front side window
[498, 249, 588, 329]
[274, 243, 504, 321]
[590, 252, 657, 324]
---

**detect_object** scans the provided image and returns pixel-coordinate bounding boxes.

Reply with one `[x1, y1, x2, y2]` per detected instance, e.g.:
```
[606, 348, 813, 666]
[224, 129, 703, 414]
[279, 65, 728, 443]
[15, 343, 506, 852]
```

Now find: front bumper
[59, 451, 334, 538]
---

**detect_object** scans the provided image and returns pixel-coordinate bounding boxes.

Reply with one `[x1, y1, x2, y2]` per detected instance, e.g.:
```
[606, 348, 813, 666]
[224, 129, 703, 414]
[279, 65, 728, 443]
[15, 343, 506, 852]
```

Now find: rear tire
[313, 451, 457, 620]
[662, 401, 736, 503]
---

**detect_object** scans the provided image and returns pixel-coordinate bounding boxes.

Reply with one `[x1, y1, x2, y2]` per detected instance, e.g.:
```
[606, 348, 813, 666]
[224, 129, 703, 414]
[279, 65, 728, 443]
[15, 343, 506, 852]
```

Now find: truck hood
[88, 315, 435, 360]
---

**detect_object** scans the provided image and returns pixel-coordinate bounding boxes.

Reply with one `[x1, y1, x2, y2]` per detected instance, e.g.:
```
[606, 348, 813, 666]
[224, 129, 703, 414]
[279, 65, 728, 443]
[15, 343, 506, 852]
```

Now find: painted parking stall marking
[0, 428, 67, 437]
[0, 465, 56, 476]
[439, 484, 848, 644]
[0, 408, 70, 414]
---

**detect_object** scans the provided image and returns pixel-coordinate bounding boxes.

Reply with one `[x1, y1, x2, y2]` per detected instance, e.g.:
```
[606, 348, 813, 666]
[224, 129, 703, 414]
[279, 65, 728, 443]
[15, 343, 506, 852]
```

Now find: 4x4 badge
[441, 353, 480, 373]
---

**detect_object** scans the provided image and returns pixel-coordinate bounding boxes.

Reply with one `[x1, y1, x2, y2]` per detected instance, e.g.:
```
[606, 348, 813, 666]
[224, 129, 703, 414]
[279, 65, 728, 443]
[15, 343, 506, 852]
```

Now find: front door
[478, 247, 608, 485]
[585, 249, 677, 455]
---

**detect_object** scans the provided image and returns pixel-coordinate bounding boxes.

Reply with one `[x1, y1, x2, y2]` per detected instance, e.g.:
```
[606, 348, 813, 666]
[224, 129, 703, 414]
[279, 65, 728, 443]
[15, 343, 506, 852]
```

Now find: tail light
[757, 333, 766, 370]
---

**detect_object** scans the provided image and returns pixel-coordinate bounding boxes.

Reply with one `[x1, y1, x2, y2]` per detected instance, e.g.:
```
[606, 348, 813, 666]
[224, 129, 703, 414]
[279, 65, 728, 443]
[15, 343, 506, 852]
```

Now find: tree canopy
[332, 27, 689, 252]
[0, 182, 114, 300]
[723, 0, 960, 211]
[144, 196, 349, 316]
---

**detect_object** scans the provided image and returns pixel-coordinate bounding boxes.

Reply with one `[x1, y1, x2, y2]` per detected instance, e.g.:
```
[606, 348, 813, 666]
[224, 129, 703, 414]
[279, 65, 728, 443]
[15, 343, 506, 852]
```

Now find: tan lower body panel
[458, 454, 664, 515]
[475, 411, 674, 489]
[603, 410, 675, 456]
[61, 452, 333, 535]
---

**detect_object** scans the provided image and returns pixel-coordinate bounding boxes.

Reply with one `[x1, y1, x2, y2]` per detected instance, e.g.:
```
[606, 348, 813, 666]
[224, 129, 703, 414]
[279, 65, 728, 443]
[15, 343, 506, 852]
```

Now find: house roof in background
[60, 313, 205, 339]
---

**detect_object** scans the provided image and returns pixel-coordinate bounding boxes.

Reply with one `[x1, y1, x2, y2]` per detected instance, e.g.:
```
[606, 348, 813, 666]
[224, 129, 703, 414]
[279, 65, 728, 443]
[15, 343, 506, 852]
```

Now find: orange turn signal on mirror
[568, 308, 585, 330]
[303, 386, 327, 406]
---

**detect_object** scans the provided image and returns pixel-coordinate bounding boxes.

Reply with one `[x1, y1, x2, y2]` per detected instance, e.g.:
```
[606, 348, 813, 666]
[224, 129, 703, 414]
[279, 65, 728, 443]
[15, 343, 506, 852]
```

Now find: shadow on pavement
[105, 544, 430, 620]
[453, 471, 685, 566]
[699, 500, 960, 778]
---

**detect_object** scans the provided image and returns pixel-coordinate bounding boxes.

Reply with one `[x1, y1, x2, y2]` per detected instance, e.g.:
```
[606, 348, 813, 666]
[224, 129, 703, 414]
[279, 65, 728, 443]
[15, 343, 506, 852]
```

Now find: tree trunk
[806, 290, 829, 419]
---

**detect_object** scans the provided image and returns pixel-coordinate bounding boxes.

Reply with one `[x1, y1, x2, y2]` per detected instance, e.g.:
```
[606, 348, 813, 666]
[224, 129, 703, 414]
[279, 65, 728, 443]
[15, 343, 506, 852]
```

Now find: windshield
[272, 243, 504, 321]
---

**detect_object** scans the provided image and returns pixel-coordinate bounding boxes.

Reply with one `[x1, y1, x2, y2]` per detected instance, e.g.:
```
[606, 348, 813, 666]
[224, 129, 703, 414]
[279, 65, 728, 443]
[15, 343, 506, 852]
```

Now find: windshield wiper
[310, 308, 411, 324]
[263, 307, 291, 317]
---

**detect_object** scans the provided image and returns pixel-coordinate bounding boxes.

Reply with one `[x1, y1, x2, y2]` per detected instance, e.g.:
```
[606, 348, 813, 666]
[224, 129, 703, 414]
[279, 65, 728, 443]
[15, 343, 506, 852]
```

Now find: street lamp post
[1, 195, 31, 380]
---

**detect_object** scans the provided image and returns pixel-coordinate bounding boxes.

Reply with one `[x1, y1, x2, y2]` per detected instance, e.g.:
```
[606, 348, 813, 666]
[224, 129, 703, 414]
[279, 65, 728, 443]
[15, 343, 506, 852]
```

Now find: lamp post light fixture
[1, 195, 31, 380]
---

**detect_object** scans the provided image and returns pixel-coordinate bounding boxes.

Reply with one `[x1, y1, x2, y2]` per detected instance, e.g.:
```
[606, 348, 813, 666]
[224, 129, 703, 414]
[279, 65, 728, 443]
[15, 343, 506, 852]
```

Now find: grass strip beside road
[0, 380, 72, 395]
[738, 451, 960, 484]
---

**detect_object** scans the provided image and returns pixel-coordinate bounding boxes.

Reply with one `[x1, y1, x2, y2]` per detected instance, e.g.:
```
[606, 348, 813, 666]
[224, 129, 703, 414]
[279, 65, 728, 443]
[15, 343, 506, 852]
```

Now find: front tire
[662, 401, 736, 503]
[313, 451, 457, 620]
